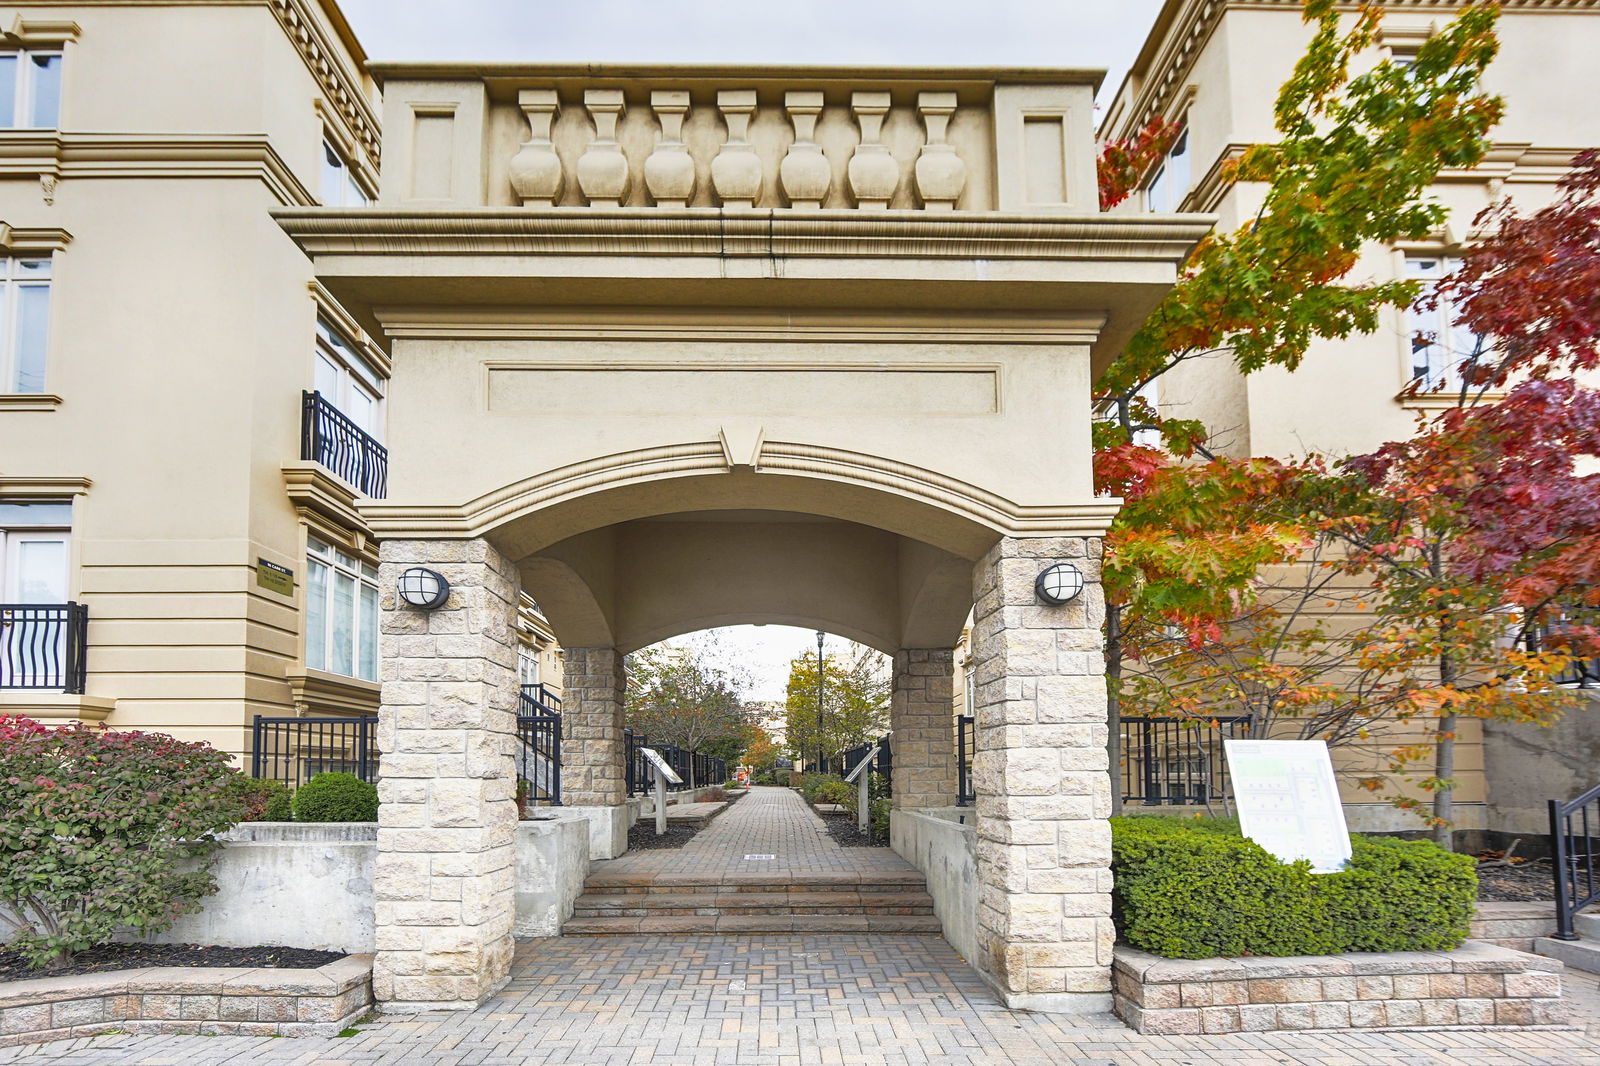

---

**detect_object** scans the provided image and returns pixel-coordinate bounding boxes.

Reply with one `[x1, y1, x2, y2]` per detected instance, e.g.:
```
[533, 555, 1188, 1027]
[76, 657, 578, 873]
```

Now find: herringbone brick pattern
[4, 934, 1596, 1066]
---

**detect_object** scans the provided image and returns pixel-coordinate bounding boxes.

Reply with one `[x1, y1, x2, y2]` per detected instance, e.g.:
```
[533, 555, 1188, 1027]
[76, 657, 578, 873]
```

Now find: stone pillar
[969, 535, 1114, 1013]
[373, 538, 519, 1011]
[562, 647, 627, 805]
[889, 648, 959, 808]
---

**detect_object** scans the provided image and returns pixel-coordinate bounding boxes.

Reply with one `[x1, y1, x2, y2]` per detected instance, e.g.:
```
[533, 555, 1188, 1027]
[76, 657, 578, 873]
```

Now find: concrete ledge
[1534, 936, 1600, 975]
[0, 954, 373, 1047]
[1112, 942, 1566, 1035]
[512, 814, 590, 937]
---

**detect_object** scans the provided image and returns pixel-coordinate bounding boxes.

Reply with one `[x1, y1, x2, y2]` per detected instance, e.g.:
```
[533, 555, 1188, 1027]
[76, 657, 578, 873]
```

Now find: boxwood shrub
[292, 771, 378, 822]
[1110, 815, 1476, 959]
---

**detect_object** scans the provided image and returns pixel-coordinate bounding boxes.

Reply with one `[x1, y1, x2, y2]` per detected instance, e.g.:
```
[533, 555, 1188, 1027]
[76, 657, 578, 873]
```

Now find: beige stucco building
[1097, 0, 1600, 831]
[0, 0, 563, 761]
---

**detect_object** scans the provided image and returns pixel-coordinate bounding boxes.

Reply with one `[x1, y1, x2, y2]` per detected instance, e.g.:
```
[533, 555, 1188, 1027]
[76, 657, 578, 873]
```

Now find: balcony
[301, 390, 387, 499]
[0, 602, 88, 694]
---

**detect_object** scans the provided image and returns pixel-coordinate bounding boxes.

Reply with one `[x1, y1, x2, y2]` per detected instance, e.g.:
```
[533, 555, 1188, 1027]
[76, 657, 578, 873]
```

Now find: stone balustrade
[373, 66, 1100, 213]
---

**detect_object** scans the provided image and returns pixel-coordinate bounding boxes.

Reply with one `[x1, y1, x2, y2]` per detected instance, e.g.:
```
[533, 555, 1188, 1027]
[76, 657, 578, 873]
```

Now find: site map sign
[1222, 739, 1352, 874]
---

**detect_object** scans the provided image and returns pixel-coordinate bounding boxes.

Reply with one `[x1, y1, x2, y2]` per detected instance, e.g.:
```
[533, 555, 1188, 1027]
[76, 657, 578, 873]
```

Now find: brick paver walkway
[4, 934, 1596, 1066]
[597, 785, 918, 879]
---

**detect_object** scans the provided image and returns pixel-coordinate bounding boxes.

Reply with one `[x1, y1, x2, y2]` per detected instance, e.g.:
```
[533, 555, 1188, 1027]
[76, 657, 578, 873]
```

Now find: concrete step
[562, 913, 943, 935]
[1575, 910, 1600, 940]
[1534, 935, 1600, 975]
[570, 890, 936, 917]
[582, 872, 928, 894]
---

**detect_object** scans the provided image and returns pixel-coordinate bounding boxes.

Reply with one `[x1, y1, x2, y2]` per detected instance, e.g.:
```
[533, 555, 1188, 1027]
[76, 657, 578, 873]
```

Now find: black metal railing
[251, 714, 378, 790]
[1120, 715, 1252, 805]
[301, 390, 387, 498]
[622, 728, 727, 793]
[841, 733, 893, 795]
[957, 714, 975, 806]
[519, 682, 563, 716]
[0, 602, 88, 693]
[252, 710, 564, 803]
[1555, 657, 1600, 689]
[517, 712, 562, 806]
[1550, 782, 1600, 940]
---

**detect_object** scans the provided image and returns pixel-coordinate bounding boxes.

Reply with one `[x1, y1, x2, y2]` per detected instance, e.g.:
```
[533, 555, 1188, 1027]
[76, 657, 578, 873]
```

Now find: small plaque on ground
[743, 854, 776, 861]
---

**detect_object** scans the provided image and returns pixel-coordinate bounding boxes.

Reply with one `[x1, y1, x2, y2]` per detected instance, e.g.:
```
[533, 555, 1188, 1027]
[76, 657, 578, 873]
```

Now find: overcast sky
[339, 0, 1166, 112]
[336, 0, 1166, 701]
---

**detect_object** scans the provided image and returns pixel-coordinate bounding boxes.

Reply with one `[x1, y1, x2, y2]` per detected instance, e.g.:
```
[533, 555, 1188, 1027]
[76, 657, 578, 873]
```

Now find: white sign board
[842, 746, 880, 784]
[638, 747, 683, 786]
[1223, 739, 1352, 874]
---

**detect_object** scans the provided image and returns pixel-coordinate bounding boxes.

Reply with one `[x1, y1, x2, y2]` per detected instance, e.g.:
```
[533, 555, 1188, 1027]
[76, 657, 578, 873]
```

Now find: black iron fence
[1549, 782, 1600, 940]
[1556, 657, 1600, 689]
[251, 707, 566, 804]
[519, 682, 562, 716]
[840, 734, 893, 795]
[623, 728, 727, 793]
[0, 603, 89, 694]
[1120, 715, 1252, 806]
[301, 390, 387, 498]
[251, 714, 377, 789]
[957, 714, 975, 806]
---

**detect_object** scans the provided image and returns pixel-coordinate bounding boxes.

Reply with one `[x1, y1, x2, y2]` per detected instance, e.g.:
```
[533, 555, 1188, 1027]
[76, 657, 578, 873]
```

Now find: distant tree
[625, 643, 752, 779]
[784, 643, 891, 767]
[742, 728, 781, 773]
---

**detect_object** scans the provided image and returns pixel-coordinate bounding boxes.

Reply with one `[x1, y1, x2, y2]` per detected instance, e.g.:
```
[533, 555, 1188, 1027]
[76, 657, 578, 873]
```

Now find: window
[518, 647, 541, 688]
[320, 139, 372, 207]
[0, 51, 61, 129]
[1, 257, 51, 393]
[1146, 128, 1191, 213]
[305, 536, 378, 681]
[314, 317, 383, 440]
[1405, 255, 1482, 392]
[0, 500, 69, 602]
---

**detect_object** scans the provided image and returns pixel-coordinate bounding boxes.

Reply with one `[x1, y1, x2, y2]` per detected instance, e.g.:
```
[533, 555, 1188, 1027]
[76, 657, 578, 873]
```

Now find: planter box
[1113, 942, 1565, 1035]
[0, 954, 373, 1047]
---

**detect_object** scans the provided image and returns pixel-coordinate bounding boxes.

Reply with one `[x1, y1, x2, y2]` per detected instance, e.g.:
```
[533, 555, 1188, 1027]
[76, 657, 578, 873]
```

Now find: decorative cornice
[286, 669, 380, 716]
[0, 132, 315, 206]
[274, 208, 1217, 263]
[0, 474, 91, 495]
[1110, 0, 1600, 141]
[1, 16, 80, 47]
[0, 394, 63, 412]
[1184, 141, 1590, 214]
[283, 461, 373, 540]
[359, 439, 1123, 542]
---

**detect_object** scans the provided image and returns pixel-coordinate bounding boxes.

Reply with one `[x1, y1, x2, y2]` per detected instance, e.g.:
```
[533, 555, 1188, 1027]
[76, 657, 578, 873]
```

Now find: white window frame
[320, 138, 373, 207]
[304, 535, 379, 682]
[314, 316, 384, 441]
[0, 50, 62, 129]
[0, 256, 52, 394]
[1145, 127, 1191, 213]
[518, 645, 542, 689]
[1404, 254, 1481, 393]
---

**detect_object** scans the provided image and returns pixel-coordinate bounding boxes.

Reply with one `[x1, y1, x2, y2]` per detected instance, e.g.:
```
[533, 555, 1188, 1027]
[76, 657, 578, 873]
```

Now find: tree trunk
[1107, 604, 1124, 816]
[1432, 641, 1457, 851]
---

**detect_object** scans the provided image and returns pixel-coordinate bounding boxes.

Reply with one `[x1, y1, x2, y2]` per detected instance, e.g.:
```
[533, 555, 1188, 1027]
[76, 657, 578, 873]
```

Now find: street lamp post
[815, 630, 826, 774]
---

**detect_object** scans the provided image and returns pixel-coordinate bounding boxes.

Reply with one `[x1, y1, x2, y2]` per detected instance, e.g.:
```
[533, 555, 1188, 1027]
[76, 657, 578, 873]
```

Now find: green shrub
[0, 714, 244, 969]
[809, 780, 855, 807]
[796, 772, 846, 803]
[225, 776, 293, 822]
[1110, 815, 1476, 959]
[292, 772, 378, 822]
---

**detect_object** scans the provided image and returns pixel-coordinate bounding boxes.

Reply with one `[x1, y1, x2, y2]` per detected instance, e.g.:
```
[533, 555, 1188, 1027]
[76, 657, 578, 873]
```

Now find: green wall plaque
[256, 558, 295, 596]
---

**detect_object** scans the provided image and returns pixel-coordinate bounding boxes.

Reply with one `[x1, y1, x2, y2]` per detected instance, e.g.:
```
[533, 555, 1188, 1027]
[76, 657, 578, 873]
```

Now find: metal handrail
[301, 390, 388, 498]
[0, 602, 88, 694]
[1550, 781, 1600, 940]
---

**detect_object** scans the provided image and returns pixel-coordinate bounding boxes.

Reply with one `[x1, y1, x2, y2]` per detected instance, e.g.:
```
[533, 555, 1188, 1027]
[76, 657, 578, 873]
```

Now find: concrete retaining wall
[1485, 690, 1600, 835]
[890, 807, 977, 962]
[513, 814, 592, 937]
[141, 818, 593, 953]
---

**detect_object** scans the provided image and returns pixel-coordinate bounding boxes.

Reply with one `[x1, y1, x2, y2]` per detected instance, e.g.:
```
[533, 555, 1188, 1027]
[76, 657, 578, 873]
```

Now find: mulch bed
[0, 942, 346, 982]
[1476, 858, 1554, 902]
[627, 820, 703, 850]
[819, 811, 889, 848]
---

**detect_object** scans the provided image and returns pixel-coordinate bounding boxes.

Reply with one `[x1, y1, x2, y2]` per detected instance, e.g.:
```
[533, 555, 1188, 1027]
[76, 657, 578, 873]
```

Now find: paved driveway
[4, 934, 1597, 1066]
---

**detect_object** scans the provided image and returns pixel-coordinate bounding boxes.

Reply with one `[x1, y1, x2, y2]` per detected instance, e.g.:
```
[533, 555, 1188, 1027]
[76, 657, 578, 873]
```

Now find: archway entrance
[277, 61, 1206, 1016]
